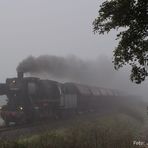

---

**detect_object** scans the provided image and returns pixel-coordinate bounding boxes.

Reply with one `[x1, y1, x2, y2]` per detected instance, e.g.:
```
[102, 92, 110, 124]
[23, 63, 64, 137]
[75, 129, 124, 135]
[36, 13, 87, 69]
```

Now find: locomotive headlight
[19, 106, 23, 110]
[0, 106, 2, 110]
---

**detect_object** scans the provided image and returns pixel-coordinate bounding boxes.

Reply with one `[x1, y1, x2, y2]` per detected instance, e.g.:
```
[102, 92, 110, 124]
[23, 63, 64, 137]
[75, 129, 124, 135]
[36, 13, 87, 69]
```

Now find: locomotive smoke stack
[17, 71, 24, 79]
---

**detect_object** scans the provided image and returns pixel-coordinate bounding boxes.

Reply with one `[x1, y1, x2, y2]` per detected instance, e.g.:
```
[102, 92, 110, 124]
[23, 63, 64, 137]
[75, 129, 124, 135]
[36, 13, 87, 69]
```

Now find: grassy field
[0, 114, 145, 148]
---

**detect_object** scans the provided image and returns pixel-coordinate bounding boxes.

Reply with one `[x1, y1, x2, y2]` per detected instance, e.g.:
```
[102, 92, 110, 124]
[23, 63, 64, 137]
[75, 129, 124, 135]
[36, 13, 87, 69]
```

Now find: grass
[0, 114, 143, 148]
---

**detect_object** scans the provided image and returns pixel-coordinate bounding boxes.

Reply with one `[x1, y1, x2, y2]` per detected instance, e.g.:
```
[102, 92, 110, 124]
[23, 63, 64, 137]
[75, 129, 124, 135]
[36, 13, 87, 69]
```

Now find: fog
[16, 54, 148, 100]
[0, 0, 148, 101]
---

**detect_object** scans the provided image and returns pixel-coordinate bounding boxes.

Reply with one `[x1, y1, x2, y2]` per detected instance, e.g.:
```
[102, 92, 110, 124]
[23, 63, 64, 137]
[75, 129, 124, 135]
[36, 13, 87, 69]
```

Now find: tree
[93, 0, 148, 84]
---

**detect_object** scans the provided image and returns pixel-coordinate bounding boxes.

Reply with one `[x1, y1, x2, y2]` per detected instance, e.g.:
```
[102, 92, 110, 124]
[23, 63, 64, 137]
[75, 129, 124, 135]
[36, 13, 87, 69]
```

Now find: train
[0, 72, 126, 126]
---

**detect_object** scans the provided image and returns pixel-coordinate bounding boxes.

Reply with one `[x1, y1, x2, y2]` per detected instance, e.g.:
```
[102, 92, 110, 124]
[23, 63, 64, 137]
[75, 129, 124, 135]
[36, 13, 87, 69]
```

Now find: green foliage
[93, 0, 148, 84]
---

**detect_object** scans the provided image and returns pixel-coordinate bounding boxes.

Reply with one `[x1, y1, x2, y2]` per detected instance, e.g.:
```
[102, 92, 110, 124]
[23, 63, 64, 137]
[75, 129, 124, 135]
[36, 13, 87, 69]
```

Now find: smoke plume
[17, 55, 117, 87]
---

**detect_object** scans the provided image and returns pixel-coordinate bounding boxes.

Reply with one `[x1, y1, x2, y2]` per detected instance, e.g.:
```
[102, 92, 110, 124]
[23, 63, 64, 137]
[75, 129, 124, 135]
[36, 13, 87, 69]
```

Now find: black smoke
[17, 55, 117, 87]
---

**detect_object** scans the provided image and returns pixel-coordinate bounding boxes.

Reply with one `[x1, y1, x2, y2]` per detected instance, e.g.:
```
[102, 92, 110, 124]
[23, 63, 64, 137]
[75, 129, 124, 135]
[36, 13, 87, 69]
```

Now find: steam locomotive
[0, 72, 124, 126]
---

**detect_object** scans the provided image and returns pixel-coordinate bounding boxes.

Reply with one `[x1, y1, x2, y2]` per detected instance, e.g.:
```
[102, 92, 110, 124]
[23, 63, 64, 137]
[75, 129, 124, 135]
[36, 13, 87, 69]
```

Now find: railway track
[0, 113, 88, 135]
[0, 112, 119, 140]
[0, 126, 18, 133]
[0, 119, 53, 140]
[0, 117, 76, 140]
[0, 123, 33, 133]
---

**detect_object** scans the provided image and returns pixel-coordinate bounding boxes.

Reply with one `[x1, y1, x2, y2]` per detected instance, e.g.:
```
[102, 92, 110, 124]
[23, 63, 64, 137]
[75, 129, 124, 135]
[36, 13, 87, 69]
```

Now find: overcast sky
[0, 0, 118, 80]
[0, 0, 148, 100]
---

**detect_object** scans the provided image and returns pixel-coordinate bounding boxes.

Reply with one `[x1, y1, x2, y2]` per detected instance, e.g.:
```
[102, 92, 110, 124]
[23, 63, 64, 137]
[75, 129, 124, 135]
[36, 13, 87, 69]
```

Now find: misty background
[0, 0, 148, 101]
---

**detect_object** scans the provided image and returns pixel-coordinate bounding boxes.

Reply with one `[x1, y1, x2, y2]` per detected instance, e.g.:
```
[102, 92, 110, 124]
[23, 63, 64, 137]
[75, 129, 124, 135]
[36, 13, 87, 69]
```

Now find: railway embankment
[0, 112, 146, 148]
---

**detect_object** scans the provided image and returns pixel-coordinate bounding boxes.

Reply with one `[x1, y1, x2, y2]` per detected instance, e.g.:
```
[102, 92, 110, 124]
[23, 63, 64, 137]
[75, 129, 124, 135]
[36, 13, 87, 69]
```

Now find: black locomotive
[0, 72, 124, 126]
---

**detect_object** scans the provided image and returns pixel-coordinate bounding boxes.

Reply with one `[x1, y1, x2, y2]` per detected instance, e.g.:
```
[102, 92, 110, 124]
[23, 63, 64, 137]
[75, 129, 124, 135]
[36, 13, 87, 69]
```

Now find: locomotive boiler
[0, 72, 122, 126]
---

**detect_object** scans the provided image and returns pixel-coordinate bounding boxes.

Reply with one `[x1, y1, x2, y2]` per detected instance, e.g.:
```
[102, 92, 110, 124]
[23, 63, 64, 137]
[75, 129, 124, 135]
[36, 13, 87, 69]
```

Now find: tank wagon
[0, 72, 123, 125]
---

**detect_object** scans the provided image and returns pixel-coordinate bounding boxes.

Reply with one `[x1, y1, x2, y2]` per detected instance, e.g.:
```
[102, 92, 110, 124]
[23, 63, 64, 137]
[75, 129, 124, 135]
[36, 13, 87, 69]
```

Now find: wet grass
[0, 114, 143, 148]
